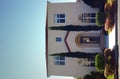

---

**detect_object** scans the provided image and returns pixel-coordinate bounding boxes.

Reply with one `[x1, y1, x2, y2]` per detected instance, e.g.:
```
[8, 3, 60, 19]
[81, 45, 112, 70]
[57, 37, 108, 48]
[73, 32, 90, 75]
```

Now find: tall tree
[49, 25, 103, 31]
[83, 0, 107, 12]
[83, 0, 106, 10]
[50, 51, 99, 59]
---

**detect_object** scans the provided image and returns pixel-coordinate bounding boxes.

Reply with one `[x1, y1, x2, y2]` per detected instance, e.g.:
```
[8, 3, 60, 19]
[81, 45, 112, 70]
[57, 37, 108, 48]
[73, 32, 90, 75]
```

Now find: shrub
[104, 16, 114, 32]
[83, 71, 106, 79]
[104, 64, 114, 77]
[104, 48, 115, 71]
[95, 54, 105, 72]
[96, 12, 106, 26]
[75, 77, 82, 79]
[104, 3, 111, 13]
[83, 74, 91, 79]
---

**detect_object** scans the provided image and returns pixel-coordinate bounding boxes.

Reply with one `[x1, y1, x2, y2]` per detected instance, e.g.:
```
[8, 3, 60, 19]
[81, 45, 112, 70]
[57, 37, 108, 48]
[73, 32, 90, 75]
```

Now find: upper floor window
[56, 37, 62, 42]
[54, 14, 65, 23]
[82, 13, 96, 23]
[54, 56, 65, 65]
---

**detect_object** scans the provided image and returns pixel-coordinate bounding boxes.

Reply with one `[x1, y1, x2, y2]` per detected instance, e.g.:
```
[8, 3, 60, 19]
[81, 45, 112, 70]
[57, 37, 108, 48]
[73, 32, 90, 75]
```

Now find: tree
[95, 54, 105, 72]
[49, 25, 103, 31]
[83, 74, 91, 79]
[83, 0, 98, 8]
[96, 11, 106, 26]
[50, 51, 99, 59]
[83, 71, 106, 79]
[82, 0, 106, 12]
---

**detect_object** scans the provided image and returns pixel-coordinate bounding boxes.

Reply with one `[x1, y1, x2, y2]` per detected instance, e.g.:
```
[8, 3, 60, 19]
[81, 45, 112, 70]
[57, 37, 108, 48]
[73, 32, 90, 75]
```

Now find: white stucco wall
[47, 1, 99, 27]
[48, 30, 68, 54]
[47, 1, 100, 77]
[66, 31, 101, 53]
[48, 57, 96, 77]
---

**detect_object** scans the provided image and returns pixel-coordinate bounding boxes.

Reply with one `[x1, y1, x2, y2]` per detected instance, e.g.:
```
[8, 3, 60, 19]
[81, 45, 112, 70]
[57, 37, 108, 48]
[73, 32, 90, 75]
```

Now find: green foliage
[83, 74, 91, 79]
[83, 71, 106, 79]
[82, 0, 107, 11]
[107, 74, 114, 79]
[75, 77, 82, 79]
[49, 25, 103, 31]
[51, 52, 98, 59]
[104, 64, 114, 78]
[95, 54, 105, 72]
[96, 12, 106, 26]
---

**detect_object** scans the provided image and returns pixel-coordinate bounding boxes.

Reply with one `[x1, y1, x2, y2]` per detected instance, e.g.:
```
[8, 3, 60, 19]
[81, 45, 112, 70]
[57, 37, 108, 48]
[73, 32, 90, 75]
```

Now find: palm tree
[49, 25, 103, 31]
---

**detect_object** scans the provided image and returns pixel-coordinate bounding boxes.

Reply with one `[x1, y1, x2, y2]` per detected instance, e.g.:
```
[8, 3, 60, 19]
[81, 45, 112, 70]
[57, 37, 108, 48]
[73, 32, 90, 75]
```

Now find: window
[80, 36, 100, 44]
[90, 63, 95, 66]
[56, 37, 62, 42]
[54, 14, 65, 23]
[54, 56, 65, 65]
[82, 13, 96, 23]
[87, 57, 95, 61]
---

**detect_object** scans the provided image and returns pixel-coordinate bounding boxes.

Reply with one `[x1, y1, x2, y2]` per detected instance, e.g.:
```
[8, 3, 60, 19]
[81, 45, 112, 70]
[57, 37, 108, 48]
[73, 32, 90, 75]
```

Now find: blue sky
[0, 0, 75, 79]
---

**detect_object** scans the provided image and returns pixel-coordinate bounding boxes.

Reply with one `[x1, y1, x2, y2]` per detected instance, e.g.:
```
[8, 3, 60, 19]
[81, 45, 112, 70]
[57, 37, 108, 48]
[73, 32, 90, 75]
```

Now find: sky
[0, 0, 76, 79]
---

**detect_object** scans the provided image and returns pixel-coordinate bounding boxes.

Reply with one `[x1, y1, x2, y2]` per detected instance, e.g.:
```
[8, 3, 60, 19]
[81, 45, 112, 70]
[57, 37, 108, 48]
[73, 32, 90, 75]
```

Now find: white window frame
[54, 14, 66, 23]
[82, 13, 96, 23]
[54, 56, 65, 65]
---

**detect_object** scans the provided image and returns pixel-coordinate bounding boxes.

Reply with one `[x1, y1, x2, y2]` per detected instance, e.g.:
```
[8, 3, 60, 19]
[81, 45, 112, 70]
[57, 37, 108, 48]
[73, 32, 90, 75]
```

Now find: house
[46, 0, 106, 77]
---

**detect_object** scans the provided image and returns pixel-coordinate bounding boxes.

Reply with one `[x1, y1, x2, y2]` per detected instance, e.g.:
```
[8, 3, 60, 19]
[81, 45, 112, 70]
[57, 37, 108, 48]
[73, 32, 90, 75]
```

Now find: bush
[104, 16, 114, 32]
[104, 64, 114, 77]
[83, 74, 91, 79]
[96, 12, 106, 26]
[75, 77, 82, 79]
[95, 54, 105, 72]
[83, 71, 106, 79]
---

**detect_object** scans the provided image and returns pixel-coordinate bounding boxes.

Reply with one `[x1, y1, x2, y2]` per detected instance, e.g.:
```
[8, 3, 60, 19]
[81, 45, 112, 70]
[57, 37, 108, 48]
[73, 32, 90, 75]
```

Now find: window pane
[55, 56, 60, 60]
[60, 19, 65, 23]
[56, 37, 62, 42]
[57, 14, 60, 18]
[60, 61, 65, 65]
[56, 19, 59, 23]
[90, 13, 96, 17]
[87, 57, 95, 61]
[91, 19, 96, 23]
[60, 14, 65, 18]
[90, 63, 95, 66]
[89, 37, 100, 43]
[60, 56, 65, 60]
[55, 61, 60, 65]
[80, 36, 100, 44]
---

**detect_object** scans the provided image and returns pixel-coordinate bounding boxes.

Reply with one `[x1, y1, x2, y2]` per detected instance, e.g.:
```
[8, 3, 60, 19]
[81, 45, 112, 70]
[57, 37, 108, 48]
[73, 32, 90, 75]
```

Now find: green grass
[107, 74, 114, 79]
[107, 0, 113, 5]
[107, 29, 112, 34]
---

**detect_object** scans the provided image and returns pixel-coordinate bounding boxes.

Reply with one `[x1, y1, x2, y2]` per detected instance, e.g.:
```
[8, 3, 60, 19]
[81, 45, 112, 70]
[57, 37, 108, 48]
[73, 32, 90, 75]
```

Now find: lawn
[107, 74, 114, 79]
[107, 0, 114, 5]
